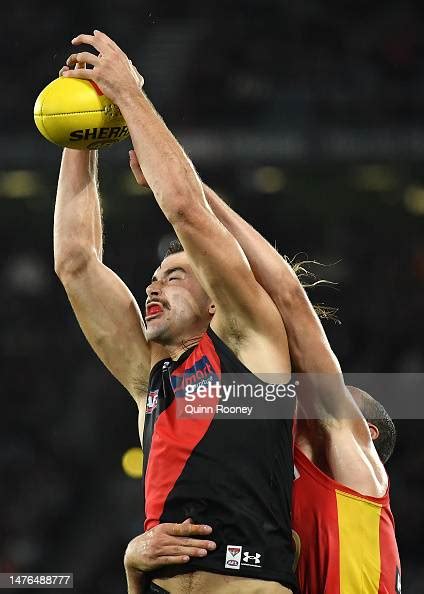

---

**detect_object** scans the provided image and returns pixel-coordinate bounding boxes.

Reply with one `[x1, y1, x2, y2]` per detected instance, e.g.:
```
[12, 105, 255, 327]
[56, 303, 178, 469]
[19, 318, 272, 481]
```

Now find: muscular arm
[61, 31, 290, 373]
[54, 148, 151, 402]
[204, 187, 343, 396]
[204, 189, 368, 418]
[120, 93, 290, 370]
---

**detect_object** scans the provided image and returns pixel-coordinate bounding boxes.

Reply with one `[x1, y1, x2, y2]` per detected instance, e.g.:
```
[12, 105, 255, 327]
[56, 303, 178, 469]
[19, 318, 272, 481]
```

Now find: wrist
[116, 87, 146, 114]
[61, 148, 98, 185]
[125, 555, 149, 574]
[63, 147, 91, 161]
[125, 565, 144, 578]
[125, 566, 145, 593]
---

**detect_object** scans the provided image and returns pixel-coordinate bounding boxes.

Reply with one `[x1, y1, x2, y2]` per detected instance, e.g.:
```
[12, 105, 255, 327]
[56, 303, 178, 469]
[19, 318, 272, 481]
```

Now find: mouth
[145, 302, 164, 321]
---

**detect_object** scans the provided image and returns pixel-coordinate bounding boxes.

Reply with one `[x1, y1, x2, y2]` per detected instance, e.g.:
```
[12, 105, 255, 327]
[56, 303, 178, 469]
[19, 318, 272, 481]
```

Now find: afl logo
[225, 545, 242, 570]
[146, 390, 159, 414]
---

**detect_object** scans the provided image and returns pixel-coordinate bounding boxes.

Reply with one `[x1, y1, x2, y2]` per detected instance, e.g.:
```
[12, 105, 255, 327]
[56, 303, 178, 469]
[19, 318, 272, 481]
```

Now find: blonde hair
[286, 254, 340, 323]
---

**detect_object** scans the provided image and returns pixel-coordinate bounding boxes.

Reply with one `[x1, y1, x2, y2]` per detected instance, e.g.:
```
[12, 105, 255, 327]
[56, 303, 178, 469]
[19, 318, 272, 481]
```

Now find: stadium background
[1, 1, 423, 592]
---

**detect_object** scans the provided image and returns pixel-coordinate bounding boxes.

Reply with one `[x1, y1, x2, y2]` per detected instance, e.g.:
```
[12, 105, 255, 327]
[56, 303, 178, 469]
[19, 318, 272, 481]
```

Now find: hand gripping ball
[34, 77, 130, 149]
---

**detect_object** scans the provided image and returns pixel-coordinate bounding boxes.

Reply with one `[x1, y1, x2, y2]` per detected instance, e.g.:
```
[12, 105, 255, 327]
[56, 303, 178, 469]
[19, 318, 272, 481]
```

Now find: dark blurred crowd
[2, 1, 424, 592]
[6, 0, 424, 133]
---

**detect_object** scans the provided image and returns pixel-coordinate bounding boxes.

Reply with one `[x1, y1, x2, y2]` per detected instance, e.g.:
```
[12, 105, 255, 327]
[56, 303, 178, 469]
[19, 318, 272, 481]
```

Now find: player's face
[145, 252, 214, 344]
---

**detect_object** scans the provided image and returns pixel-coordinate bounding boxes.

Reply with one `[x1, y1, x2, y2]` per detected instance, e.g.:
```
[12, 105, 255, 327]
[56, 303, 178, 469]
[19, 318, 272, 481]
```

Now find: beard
[145, 316, 174, 344]
[146, 309, 209, 347]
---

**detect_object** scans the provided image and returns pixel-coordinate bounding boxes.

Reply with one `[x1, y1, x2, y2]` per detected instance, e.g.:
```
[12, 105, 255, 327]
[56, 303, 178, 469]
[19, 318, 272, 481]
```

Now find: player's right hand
[123, 519, 216, 572]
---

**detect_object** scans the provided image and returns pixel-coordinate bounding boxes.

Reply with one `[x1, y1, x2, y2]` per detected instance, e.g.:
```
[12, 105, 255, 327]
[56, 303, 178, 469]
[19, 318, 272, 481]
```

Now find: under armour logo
[243, 552, 261, 564]
[396, 567, 401, 593]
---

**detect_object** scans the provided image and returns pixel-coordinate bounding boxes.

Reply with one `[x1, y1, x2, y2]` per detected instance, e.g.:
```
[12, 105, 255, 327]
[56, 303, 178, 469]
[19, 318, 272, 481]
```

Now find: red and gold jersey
[292, 445, 401, 594]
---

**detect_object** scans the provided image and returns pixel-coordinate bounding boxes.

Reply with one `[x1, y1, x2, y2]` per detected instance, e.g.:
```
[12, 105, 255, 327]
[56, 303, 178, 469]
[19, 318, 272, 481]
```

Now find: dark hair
[347, 386, 396, 464]
[163, 238, 184, 259]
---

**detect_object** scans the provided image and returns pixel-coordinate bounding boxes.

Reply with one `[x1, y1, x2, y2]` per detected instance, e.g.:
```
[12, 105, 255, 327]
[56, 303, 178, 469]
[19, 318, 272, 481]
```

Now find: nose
[146, 280, 162, 298]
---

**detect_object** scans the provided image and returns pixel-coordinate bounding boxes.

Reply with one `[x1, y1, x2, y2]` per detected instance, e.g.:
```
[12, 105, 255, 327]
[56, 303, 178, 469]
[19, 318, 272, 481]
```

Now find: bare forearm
[204, 185, 340, 375]
[119, 91, 207, 223]
[204, 185, 299, 297]
[93, 192, 103, 261]
[54, 149, 103, 273]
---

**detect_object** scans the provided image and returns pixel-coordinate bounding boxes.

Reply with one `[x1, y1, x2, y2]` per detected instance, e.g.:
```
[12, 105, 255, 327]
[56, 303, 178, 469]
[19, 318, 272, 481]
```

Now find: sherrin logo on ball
[34, 77, 130, 150]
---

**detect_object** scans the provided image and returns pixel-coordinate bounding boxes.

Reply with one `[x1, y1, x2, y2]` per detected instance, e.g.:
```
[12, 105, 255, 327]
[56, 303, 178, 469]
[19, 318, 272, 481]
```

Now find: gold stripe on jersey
[336, 490, 383, 594]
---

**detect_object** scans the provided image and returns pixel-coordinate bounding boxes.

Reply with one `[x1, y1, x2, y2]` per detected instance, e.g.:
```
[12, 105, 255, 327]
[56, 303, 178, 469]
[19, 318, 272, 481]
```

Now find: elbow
[167, 205, 188, 226]
[160, 183, 206, 226]
[274, 275, 305, 311]
[54, 245, 95, 282]
[164, 194, 191, 226]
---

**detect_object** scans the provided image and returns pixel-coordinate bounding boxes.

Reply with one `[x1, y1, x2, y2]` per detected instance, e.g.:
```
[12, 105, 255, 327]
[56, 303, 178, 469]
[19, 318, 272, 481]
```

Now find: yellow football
[34, 77, 130, 150]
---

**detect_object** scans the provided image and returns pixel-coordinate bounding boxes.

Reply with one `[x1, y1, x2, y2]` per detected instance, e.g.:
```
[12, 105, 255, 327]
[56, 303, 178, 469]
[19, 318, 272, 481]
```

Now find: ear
[368, 422, 380, 441]
[208, 303, 216, 316]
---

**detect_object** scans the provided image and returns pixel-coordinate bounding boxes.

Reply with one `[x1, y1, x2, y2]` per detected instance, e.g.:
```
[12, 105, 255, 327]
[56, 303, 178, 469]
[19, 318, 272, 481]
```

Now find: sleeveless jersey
[142, 327, 296, 590]
[292, 445, 401, 594]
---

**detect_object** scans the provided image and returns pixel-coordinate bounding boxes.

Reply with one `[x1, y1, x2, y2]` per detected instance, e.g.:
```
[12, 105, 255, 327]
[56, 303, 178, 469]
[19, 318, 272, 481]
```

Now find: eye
[169, 276, 179, 282]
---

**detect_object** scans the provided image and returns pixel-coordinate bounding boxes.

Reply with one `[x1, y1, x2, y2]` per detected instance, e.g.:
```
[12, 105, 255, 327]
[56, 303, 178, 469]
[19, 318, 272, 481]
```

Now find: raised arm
[62, 31, 290, 373]
[128, 152, 338, 382]
[203, 187, 356, 410]
[54, 148, 151, 402]
[203, 187, 337, 369]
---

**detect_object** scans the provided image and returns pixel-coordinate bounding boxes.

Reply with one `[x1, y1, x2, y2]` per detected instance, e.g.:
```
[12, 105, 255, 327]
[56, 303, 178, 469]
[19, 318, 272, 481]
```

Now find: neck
[152, 333, 205, 361]
[170, 333, 204, 360]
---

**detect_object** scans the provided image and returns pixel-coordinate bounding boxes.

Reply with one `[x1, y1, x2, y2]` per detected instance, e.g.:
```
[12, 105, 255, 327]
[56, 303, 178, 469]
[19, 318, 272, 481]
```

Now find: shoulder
[296, 420, 388, 498]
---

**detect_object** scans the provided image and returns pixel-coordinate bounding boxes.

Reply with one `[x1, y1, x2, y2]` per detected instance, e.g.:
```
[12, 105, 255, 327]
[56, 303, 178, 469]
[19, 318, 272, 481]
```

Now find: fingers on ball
[66, 52, 99, 68]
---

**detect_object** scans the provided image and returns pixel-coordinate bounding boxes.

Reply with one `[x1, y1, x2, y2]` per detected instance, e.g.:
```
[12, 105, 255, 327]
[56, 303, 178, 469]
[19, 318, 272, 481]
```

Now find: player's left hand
[124, 519, 216, 573]
[61, 30, 143, 104]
